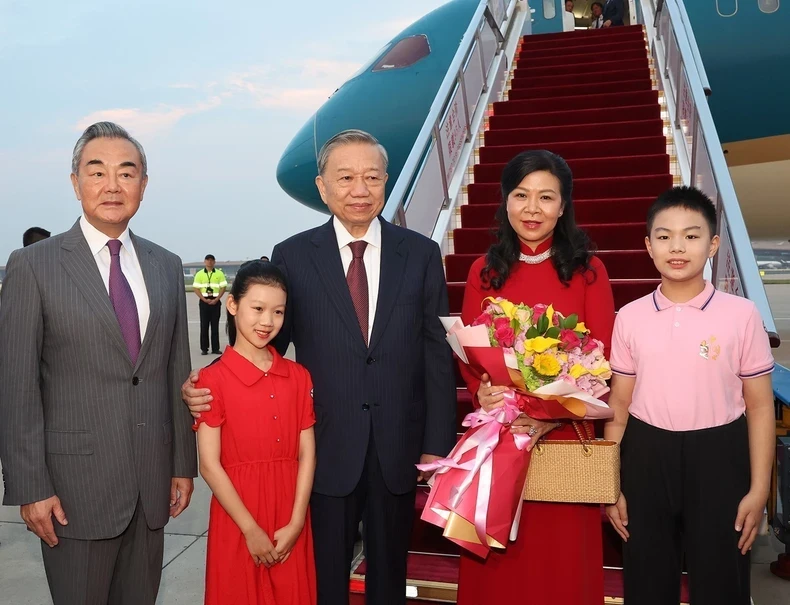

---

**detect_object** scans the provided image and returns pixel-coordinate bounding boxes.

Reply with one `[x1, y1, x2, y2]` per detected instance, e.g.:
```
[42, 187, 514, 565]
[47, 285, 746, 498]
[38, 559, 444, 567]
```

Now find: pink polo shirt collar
[652, 280, 716, 312]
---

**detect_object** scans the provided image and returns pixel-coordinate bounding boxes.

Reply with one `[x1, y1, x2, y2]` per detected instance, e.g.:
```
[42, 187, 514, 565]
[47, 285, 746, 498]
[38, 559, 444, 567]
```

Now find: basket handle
[571, 420, 594, 456]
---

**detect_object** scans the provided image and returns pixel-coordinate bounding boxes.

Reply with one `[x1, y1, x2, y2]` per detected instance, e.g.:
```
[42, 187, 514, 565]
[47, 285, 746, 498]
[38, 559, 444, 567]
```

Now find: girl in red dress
[457, 150, 615, 605]
[194, 261, 317, 605]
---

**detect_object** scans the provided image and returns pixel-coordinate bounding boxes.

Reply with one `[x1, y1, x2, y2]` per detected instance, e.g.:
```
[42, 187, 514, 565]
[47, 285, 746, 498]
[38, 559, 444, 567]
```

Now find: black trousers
[310, 429, 416, 605]
[199, 299, 221, 353]
[621, 415, 751, 605]
[41, 497, 164, 605]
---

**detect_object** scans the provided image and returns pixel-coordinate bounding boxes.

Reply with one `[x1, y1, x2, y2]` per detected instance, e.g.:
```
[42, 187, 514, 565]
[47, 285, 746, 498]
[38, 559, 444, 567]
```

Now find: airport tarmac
[1, 288, 789, 604]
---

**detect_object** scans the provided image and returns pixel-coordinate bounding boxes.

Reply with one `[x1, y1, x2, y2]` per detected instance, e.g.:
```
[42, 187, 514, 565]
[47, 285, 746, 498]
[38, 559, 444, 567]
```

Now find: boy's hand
[273, 522, 303, 564]
[606, 493, 630, 541]
[735, 490, 768, 554]
[244, 525, 280, 567]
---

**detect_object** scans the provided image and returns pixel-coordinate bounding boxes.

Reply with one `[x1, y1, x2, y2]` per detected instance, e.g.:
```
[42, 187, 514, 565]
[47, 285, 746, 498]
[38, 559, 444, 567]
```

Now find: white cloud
[75, 95, 224, 137]
[74, 57, 363, 136]
[227, 58, 361, 113]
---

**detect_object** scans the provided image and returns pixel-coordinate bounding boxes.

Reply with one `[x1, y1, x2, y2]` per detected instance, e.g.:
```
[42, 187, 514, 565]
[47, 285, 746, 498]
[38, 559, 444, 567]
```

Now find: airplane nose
[276, 115, 324, 211]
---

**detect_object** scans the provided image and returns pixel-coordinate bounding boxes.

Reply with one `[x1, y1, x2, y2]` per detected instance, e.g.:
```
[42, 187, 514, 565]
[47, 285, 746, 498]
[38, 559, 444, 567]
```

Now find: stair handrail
[380, 0, 520, 234]
[640, 0, 780, 347]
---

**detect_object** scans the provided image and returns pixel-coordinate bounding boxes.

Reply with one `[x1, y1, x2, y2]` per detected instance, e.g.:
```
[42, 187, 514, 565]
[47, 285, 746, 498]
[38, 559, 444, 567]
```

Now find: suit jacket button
[132, 377, 140, 386]
[366, 356, 375, 365]
[362, 403, 370, 411]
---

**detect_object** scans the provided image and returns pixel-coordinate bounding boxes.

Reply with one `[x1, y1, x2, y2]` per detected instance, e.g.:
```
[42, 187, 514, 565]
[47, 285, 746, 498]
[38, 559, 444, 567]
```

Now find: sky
[0, 0, 448, 264]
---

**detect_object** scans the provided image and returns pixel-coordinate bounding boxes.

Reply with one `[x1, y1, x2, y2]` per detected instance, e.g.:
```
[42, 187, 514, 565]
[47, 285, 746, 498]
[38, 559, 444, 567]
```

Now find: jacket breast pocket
[45, 430, 93, 455]
[163, 420, 173, 445]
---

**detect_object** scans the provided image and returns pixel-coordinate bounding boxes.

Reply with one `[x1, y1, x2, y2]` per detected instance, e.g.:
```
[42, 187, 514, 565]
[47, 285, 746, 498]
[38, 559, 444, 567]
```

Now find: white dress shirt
[590, 15, 604, 28]
[562, 9, 576, 32]
[79, 215, 151, 342]
[333, 216, 381, 342]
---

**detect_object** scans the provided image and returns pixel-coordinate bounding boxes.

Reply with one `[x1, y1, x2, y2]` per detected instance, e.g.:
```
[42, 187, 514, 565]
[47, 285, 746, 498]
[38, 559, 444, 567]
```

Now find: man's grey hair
[317, 129, 389, 176]
[71, 121, 148, 178]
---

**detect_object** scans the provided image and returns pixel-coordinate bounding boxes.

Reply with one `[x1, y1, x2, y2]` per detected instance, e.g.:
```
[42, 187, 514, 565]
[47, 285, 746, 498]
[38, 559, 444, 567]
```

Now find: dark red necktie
[346, 241, 369, 345]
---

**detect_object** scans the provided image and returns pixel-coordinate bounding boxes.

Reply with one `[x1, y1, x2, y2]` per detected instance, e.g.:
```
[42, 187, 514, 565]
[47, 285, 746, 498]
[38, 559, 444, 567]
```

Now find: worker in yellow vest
[192, 254, 227, 355]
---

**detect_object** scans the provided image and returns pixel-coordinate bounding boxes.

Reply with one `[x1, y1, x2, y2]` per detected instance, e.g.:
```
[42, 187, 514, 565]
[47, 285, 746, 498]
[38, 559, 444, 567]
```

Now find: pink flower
[532, 303, 548, 318]
[493, 317, 511, 331]
[494, 325, 516, 348]
[472, 311, 493, 327]
[582, 338, 599, 354]
[560, 329, 582, 350]
[514, 334, 526, 354]
[552, 313, 561, 327]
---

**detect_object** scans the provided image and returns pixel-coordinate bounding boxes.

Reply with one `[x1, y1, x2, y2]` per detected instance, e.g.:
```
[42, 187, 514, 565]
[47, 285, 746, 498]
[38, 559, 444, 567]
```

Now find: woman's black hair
[226, 260, 288, 346]
[481, 150, 595, 290]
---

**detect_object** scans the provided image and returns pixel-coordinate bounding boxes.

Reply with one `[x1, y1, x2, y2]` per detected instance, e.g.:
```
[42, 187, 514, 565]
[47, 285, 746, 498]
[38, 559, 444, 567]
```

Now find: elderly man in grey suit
[0, 122, 197, 605]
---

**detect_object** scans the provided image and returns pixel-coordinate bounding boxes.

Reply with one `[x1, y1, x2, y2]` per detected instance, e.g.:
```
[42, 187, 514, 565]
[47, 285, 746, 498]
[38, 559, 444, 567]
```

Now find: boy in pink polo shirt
[604, 186, 775, 605]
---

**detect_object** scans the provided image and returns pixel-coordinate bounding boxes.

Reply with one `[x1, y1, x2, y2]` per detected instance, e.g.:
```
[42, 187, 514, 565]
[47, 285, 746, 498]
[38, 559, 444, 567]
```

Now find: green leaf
[574, 331, 585, 339]
[537, 314, 549, 334]
[526, 326, 539, 339]
[565, 314, 578, 330]
[546, 327, 561, 339]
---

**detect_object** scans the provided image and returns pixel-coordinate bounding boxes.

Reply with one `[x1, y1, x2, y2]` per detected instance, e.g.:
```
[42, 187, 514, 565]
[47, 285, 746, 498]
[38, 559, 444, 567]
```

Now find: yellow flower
[532, 353, 561, 377]
[485, 297, 517, 319]
[514, 308, 530, 325]
[569, 363, 589, 379]
[590, 361, 612, 377]
[558, 353, 568, 363]
[546, 304, 555, 326]
[525, 336, 561, 353]
[575, 322, 589, 333]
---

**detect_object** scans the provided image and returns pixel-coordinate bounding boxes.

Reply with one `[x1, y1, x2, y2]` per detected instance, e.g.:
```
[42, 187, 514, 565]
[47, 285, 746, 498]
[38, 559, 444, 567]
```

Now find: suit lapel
[60, 221, 132, 364]
[132, 233, 163, 371]
[368, 219, 408, 353]
[309, 219, 368, 352]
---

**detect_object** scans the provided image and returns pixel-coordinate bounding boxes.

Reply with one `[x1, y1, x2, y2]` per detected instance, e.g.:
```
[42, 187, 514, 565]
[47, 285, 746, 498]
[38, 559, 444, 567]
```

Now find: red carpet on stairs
[352, 25, 677, 604]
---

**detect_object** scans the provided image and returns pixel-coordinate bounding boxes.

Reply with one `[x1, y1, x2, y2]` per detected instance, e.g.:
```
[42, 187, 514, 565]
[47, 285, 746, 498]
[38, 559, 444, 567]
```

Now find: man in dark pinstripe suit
[184, 130, 457, 605]
[0, 122, 197, 605]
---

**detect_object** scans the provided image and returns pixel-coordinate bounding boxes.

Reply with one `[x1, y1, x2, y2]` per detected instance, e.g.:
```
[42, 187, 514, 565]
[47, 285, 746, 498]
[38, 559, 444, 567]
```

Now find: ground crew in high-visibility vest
[192, 254, 227, 355]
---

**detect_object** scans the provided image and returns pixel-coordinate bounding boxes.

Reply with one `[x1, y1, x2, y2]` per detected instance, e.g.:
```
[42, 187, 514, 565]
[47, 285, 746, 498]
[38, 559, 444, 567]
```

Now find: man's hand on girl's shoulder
[181, 369, 213, 418]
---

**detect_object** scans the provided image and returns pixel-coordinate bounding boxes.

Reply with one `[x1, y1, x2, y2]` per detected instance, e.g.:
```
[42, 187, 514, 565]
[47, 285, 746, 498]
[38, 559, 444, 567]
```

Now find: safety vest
[193, 268, 228, 298]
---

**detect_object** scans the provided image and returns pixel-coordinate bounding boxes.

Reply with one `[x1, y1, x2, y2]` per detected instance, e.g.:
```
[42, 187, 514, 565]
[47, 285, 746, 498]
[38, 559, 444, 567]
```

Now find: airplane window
[372, 35, 431, 72]
[543, 0, 556, 19]
[758, 0, 779, 13]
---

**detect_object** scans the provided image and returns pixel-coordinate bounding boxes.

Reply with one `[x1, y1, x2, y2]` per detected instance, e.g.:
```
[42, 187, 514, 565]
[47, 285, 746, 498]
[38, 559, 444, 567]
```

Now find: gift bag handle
[571, 421, 594, 457]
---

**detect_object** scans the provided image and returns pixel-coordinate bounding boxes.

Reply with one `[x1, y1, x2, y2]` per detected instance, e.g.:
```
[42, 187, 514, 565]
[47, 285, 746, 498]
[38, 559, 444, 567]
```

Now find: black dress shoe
[201, 351, 208, 356]
[211, 350, 221, 355]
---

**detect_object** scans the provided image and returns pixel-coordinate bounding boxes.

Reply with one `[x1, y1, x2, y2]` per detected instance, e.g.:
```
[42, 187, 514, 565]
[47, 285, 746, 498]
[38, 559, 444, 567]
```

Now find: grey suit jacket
[0, 220, 197, 540]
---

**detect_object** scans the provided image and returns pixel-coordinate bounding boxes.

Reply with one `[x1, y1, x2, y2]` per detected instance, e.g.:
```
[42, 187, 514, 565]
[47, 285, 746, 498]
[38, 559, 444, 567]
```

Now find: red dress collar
[220, 344, 289, 386]
[519, 236, 554, 256]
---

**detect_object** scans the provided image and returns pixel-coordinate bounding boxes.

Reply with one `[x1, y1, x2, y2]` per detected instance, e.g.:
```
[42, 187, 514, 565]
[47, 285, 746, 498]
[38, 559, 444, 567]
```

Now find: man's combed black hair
[22, 227, 51, 247]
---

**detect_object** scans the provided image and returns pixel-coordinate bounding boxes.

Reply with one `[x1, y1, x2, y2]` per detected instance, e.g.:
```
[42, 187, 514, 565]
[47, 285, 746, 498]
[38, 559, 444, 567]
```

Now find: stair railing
[380, 0, 526, 238]
[639, 0, 780, 347]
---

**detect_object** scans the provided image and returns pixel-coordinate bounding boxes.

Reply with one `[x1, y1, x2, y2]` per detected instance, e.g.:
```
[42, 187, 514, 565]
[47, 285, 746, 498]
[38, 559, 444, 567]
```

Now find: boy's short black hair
[591, 2, 603, 9]
[23, 227, 51, 247]
[204, 254, 216, 261]
[646, 186, 718, 237]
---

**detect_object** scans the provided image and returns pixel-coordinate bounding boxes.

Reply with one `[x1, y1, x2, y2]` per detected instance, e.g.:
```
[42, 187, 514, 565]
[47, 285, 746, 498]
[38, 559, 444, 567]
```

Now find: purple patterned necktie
[107, 239, 141, 363]
[346, 240, 369, 345]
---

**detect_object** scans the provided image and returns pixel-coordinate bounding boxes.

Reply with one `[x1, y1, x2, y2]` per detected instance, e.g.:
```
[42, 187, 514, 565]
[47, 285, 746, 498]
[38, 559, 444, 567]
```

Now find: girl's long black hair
[481, 150, 596, 290]
[226, 260, 288, 346]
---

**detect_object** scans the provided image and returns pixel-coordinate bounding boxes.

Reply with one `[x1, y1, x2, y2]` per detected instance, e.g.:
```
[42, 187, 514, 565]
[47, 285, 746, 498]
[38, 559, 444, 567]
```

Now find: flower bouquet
[416, 298, 614, 558]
